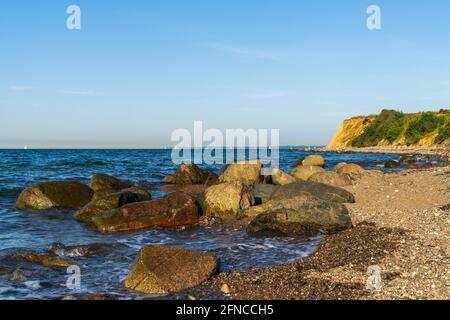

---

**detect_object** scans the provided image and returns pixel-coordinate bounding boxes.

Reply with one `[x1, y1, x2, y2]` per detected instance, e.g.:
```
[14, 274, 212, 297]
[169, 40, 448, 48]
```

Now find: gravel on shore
[302, 146, 450, 162]
[197, 166, 450, 300]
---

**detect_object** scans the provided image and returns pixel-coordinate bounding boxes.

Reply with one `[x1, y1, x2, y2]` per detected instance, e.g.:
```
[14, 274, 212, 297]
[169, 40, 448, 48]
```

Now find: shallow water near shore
[0, 148, 438, 299]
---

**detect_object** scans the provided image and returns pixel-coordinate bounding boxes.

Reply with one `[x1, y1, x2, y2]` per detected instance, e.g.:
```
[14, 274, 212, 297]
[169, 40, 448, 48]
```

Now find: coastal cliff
[327, 109, 450, 148]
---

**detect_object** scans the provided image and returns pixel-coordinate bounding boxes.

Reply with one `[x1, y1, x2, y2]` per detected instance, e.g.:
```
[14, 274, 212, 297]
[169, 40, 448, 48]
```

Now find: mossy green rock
[74, 190, 151, 223]
[218, 161, 262, 185]
[16, 181, 93, 211]
[123, 245, 219, 294]
[253, 184, 279, 204]
[201, 182, 254, 218]
[246, 194, 352, 236]
[92, 193, 200, 233]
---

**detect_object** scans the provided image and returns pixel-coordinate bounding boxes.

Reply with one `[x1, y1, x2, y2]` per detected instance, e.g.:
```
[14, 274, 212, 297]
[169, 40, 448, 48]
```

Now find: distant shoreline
[299, 145, 450, 161]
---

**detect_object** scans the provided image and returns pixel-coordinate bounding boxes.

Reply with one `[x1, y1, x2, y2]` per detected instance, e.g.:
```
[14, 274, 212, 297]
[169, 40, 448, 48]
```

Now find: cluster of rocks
[13, 155, 369, 295]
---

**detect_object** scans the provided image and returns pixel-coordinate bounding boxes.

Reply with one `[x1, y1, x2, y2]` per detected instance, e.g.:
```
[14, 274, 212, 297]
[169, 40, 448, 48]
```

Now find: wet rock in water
[270, 181, 355, 204]
[16, 181, 93, 211]
[199, 182, 254, 219]
[292, 155, 325, 168]
[123, 245, 219, 295]
[92, 192, 200, 233]
[269, 168, 297, 186]
[48, 243, 106, 258]
[246, 194, 352, 236]
[160, 184, 207, 197]
[218, 161, 262, 185]
[253, 184, 279, 204]
[384, 160, 400, 168]
[308, 171, 352, 187]
[89, 174, 131, 192]
[291, 165, 325, 181]
[74, 191, 149, 222]
[332, 163, 365, 175]
[399, 155, 417, 164]
[161, 176, 175, 183]
[11, 269, 27, 282]
[24, 253, 72, 268]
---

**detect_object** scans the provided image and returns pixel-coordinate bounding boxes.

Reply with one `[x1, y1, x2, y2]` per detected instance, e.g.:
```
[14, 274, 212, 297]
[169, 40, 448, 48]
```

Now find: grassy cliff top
[328, 109, 450, 148]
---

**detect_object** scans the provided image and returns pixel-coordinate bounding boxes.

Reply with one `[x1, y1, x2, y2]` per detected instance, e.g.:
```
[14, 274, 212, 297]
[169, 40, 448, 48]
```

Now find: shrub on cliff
[404, 112, 444, 145]
[351, 110, 404, 147]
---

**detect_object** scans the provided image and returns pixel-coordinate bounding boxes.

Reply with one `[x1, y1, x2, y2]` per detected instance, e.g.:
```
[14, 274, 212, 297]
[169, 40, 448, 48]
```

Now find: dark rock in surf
[89, 174, 131, 192]
[16, 181, 93, 211]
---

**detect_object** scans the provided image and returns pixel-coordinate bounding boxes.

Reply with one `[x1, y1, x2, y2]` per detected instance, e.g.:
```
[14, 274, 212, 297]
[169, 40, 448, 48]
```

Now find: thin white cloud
[244, 91, 289, 99]
[204, 41, 284, 62]
[8, 85, 33, 91]
[61, 90, 100, 96]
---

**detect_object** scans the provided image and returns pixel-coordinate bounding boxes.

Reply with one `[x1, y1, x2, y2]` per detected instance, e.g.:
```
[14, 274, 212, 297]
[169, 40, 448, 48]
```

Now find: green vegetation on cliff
[328, 109, 450, 148]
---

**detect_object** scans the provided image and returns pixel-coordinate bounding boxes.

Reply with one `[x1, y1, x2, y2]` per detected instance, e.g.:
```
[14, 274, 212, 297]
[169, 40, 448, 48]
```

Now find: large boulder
[74, 190, 150, 223]
[89, 174, 131, 192]
[200, 182, 254, 219]
[16, 181, 93, 211]
[163, 165, 218, 186]
[332, 163, 365, 175]
[269, 168, 297, 186]
[246, 194, 352, 236]
[123, 246, 219, 294]
[218, 161, 262, 185]
[92, 193, 200, 233]
[270, 181, 355, 204]
[160, 184, 207, 197]
[308, 171, 352, 187]
[292, 155, 325, 168]
[253, 184, 279, 204]
[291, 165, 325, 181]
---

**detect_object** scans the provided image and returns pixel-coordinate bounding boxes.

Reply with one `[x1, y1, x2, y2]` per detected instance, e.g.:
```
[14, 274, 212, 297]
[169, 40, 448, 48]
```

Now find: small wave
[55, 159, 109, 167]
[0, 187, 23, 197]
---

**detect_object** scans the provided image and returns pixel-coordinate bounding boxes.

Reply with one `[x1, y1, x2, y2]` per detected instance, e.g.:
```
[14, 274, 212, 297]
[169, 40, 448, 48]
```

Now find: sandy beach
[201, 165, 450, 300]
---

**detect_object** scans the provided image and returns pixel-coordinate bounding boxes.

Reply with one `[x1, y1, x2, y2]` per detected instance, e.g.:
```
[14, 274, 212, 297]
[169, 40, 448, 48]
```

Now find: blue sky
[1, 0, 449, 148]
